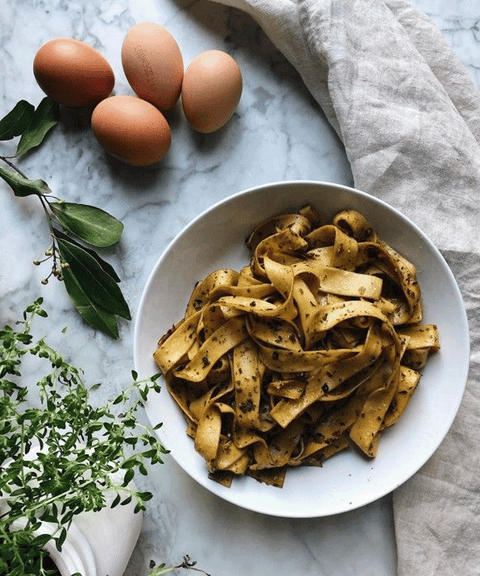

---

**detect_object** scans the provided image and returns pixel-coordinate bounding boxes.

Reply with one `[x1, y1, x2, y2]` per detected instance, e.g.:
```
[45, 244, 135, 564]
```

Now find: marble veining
[0, 1, 477, 575]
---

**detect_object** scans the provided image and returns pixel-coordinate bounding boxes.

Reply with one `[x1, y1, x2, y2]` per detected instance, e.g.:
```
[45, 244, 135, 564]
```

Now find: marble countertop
[1, 1, 478, 575]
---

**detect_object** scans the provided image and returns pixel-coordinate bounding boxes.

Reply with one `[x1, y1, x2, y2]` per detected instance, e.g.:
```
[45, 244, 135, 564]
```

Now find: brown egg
[181, 50, 242, 134]
[33, 38, 115, 107]
[122, 22, 184, 111]
[91, 95, 171, 166]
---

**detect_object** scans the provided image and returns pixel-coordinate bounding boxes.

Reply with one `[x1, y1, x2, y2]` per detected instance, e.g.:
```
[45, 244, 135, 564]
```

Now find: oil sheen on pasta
[153, 205, 440, 488]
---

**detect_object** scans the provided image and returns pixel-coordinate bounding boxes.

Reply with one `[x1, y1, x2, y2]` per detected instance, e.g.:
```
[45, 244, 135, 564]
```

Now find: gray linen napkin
[208, 0, 480, 573]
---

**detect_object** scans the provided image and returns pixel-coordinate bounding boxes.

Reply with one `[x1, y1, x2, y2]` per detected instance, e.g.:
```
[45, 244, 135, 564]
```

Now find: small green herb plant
[0, 298, 171, 576]
[0, 98, 130, 339]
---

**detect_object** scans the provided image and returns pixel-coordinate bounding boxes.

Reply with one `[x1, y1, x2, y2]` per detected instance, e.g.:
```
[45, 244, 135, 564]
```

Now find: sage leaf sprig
[0, 299, 169, 576]
[0, 98, 57, 156]
[0, 100, 36, 141]
[0, 97, 130, 339]
[16, 98, 60, 157]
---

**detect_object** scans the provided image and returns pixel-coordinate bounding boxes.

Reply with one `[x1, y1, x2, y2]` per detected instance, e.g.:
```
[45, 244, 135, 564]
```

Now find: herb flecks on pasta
[154, 205, 440, 488]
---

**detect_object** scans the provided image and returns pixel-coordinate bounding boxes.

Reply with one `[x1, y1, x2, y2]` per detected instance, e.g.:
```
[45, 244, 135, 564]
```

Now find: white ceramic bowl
[133, 180, 469, 518]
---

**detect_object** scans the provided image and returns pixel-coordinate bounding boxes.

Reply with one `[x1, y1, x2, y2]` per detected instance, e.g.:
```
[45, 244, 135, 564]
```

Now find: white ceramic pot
[3, 444, 143, 576]
[36, 520, 97, 576]
[68, 493, 143, 576]
[7, 496, 142, 576]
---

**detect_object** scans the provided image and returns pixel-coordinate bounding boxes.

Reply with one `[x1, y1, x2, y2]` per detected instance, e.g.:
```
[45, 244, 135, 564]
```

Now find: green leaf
[122, 468, 135, 487]
[56, 237, 131, 321]
[50, 202, 124, 248]
[31, 533, 53, 548]
[16, 97, 59, 156]
[0, 100, 35, 140]
[111, 493, 121, 508]
[138, 490, 153, 501]
[113, 393, 125, 405]
[0, 166, 50, 197]
[61, 264, 120, 339]
[53, 228, 121, 282]
[134, 501, 146, 513]
[56, 527, 67, 550]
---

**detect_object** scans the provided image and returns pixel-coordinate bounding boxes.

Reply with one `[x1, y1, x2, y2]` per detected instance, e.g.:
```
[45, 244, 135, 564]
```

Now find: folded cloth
[208, 1, 480, 573]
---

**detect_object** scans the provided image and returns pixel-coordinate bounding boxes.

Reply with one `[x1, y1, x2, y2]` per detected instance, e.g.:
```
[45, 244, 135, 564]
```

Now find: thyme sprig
[0, 98, 130, 339]
[149, 555, 211, 575]
[0, 298, 168, 576]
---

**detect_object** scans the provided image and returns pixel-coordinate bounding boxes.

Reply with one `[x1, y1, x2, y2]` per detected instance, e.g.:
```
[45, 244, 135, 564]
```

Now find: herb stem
[36, 193, 63, 276]
[0, 154, 29, 179]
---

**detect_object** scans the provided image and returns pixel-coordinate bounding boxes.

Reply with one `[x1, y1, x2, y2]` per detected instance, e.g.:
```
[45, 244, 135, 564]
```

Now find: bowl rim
[133, 179, 470, 518]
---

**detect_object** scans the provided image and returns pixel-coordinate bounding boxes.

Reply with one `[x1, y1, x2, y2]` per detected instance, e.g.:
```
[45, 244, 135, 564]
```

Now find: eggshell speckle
[181, 50, 242, 134]
[33, 38, 115, 107]
[122, 22, 184, 111]
[91, 95, 171, 166]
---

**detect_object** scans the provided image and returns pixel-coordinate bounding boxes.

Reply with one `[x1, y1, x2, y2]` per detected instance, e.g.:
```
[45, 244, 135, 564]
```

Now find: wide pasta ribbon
[154, 206, 439, 487]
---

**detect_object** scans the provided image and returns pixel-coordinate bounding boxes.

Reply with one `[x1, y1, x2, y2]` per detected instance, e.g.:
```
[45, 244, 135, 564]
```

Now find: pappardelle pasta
[153, 205, 440, 488]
